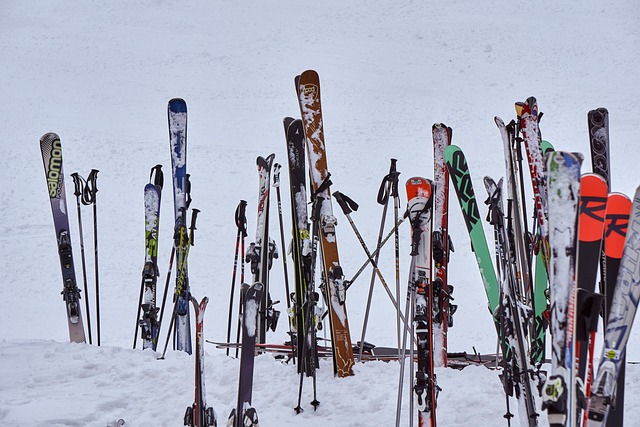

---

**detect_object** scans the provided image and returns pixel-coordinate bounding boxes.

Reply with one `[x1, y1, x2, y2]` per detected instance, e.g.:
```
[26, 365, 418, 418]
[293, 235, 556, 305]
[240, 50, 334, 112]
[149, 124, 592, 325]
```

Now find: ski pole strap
[70, 172, 86, 198]
[312, 173, 332, 200]
[235, 200, 248, 237]
[333, 191, 359, 215]
[81, 169, 99, 205]
[189, 208, 200, 245]
[150, 164, 164, 190]
[389, 170, 400, 199]
[377, 174, 390, 205]
[377, 159, 400, 205]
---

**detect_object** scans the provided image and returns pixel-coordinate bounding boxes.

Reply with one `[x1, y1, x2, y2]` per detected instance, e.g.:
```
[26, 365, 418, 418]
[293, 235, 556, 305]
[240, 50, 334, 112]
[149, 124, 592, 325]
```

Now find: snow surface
[1, 0, 640, 426]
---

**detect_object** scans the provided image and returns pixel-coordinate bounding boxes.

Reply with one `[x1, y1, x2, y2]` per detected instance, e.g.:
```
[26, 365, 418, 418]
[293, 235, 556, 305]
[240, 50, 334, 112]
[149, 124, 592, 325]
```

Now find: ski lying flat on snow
[296, 69, 354, 377]
[40, 132, 87, 344]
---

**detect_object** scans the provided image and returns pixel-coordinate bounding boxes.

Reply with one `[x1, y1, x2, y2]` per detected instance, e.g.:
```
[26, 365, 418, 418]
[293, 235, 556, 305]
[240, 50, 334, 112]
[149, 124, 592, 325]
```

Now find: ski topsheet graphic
[168, 98, 192, 354]
[541, 152, 581, 427]
[296, 70, 354, 377]
[40, 132, 87, 344]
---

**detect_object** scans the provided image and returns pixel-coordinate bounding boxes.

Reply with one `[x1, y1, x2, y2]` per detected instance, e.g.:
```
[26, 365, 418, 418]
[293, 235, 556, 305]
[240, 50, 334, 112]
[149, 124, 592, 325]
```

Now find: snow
[2, 0, 640, 426]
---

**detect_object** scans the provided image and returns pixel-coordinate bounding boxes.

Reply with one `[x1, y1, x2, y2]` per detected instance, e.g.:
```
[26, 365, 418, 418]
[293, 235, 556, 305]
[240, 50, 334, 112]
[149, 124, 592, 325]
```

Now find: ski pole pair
[70, 169, 100, 346]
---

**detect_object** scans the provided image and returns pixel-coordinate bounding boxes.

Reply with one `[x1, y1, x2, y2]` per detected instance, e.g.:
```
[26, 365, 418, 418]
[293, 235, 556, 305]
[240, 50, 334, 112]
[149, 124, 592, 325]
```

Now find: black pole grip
[333, 191, 359, 216]
[70, 172, 84, 197]
[151, 164, 164, 190]
[235, 200, 248, 237]
[189, 208, 200, 245]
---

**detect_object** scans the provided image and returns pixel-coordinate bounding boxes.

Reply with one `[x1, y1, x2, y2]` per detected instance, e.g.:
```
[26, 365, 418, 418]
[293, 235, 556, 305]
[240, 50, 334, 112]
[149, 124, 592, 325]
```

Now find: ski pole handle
[235, 200, 248, 237]
[70, 172, 85, 198]
[272, 163, 281, 188]
[150, 164, 164, 190]
[189, 208, 200, 245]
[333, 191, 359, 215]
[82, 169, 99, 205]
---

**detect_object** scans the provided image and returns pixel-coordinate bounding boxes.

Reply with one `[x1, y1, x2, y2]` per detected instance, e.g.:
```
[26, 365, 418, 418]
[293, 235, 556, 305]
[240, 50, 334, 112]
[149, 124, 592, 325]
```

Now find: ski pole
[226, 200, 247, 356]
[355, 167, 393, 362]
[70, 172, 93, 345]
[273, 163, 296, 363]
[156, 246, 175, 351]
[345, 214, 406, 290]
[133, 274, 144, 349]
[389, 161, 402, 358]
[395, 258, 416, 427]
[332, 191, 404, 319]
[295, 196, 322, 413]
[82, 169, 100, 345]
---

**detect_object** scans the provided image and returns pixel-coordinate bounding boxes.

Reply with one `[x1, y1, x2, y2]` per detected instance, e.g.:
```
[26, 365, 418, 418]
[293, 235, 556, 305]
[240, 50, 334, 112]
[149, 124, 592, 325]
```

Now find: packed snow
[1, 1, 639, 426]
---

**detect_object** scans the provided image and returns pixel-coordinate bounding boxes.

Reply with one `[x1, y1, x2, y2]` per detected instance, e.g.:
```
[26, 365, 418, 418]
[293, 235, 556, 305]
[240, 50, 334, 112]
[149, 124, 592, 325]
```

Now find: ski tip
[40, 132, 60, 144]
[300, 69, 318, 78]
[588, 107, 609, 124]
[168, 98, 187, 112]
[257, 153, 276, 168]
[443, 144, 461, 159]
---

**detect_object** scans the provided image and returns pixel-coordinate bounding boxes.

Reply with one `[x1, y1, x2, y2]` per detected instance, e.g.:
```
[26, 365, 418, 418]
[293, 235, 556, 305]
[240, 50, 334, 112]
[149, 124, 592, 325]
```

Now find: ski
[586, 187, 640, 427]
[246, 154, 279, 344]
[520, 97, 550, 272]
[40, 132, 86, 343]
[296, 69, 354, 377]
[533, 140, 555, 366]
[184, 296, 217, 427]
[168, 98, 192, 354]
[589, 192, 633, 427]
[284, 117, 315, 375]
[444, 145, 500, 324]
[432, 123, 455, 367]
[484, 176, 539, 427]
[587, 108, 610, 188]
[575, 174, 608, 424]
[541, 151, 581, 427]
[137, 165, 163, 350]
[230, 283, 264, 427]
[406, 177, 438, 427]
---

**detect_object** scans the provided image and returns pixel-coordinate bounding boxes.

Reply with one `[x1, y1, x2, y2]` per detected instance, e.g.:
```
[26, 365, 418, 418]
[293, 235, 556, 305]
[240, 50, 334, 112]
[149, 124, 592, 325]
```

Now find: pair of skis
[396, 177, 439, 427]
[227, 154, 279, 427]
[70, 168, 101, 346]
[134, 165, 164, 351]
